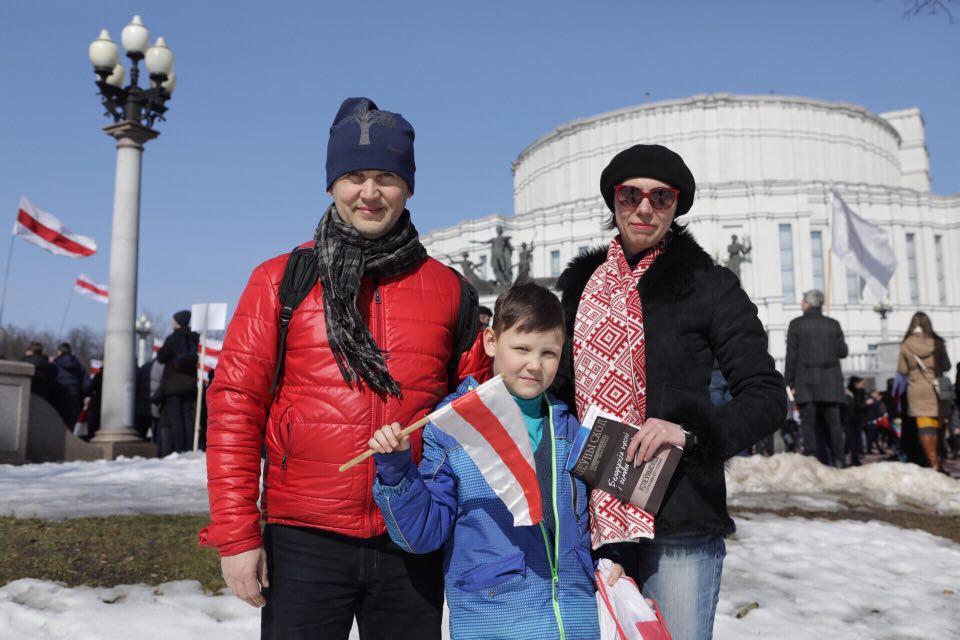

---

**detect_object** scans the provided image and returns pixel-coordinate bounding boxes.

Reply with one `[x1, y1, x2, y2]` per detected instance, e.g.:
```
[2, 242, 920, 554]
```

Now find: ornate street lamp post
[135, 313, 153, 367]
[873, 302, 894, 341]
[87, 16, 175, 456]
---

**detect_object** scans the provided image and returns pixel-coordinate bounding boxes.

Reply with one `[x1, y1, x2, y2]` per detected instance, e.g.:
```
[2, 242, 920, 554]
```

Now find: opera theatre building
[422, 93, 960, 379]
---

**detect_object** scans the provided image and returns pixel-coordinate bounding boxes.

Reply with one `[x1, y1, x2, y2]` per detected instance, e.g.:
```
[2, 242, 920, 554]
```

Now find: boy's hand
[606, 562, 625, 586]
[369, 422, 410, 454]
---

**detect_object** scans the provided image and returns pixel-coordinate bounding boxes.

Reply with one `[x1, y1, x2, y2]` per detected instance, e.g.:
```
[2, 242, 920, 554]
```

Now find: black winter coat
[784, 308, 848, 404]
[551, 228, 786, 537]
[22, 354, 54, 401]
[51, 353, 90, 425]
[157, 329, 200, 397]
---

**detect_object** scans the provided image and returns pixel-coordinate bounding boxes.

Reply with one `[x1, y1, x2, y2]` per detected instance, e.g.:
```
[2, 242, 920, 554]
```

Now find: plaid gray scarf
[313, 204, 427, 397]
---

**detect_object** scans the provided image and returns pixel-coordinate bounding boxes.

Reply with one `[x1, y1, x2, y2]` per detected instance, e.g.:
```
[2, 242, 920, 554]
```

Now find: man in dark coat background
[51, 342, 91, 428]
[785, 289, 849, 467]
[156, 310, 200, 453]
[22, 341, 54, 402]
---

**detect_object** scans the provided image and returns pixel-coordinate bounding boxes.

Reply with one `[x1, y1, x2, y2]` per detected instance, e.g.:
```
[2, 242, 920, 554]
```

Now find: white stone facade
[422, 94, 960, 373]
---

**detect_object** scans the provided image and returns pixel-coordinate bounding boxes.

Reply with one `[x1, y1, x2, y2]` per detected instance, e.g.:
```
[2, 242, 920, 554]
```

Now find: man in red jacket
[200, 97, 489, 639]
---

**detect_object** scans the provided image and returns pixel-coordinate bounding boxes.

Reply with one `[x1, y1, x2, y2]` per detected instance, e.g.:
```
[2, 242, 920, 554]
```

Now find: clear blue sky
[1, 0, 958, 337]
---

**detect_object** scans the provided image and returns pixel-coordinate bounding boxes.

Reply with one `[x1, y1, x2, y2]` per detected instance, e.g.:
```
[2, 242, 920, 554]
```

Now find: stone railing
[0, 360, 33, 463]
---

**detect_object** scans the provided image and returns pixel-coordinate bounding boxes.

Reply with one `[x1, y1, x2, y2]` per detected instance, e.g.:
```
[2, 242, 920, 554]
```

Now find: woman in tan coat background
[898, 312, 951, 471]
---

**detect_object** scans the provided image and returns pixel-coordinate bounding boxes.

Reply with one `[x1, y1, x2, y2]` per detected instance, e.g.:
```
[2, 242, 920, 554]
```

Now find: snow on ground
[0, 453, 210, 519]
[2, 451, 956, 520]
[726, 453, 960, 515]
[1, 515, 957, 639]
[1, 453, 959, 638]
[715, 513, 960, 639]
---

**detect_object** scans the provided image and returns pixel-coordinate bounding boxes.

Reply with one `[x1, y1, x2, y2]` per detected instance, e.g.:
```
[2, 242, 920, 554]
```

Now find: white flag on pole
[830, 189, 897, 303]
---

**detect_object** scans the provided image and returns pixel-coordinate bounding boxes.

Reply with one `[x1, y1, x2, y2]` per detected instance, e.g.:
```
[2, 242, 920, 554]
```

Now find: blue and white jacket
[372, 377, 599, 640]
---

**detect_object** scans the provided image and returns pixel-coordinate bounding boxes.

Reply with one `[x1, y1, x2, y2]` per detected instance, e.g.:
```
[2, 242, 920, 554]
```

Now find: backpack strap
[270, 247, 319, 394]
[447, 267, 481, 391]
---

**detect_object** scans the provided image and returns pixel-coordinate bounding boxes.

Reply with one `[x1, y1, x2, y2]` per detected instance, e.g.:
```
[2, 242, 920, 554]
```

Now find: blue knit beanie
[325, 97, 416, 194]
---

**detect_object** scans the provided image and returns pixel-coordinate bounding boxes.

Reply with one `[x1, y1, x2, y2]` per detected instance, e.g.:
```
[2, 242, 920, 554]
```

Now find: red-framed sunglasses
[614, 185, 680, 210]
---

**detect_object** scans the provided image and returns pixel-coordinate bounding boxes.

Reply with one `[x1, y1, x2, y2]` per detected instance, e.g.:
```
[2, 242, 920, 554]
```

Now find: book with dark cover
[570, 414, 681, 514]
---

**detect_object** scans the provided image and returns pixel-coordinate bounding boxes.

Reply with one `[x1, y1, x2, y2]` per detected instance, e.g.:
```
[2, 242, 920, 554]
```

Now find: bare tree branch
[902, 0, 958, 22]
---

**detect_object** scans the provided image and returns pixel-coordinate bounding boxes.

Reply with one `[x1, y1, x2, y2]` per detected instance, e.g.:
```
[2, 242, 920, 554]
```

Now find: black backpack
[172, 331, 200, 374]
[269, 247, 480, 394]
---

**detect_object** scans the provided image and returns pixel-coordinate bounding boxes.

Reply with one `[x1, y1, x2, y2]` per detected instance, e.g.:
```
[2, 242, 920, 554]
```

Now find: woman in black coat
[551, 144, 785, 640]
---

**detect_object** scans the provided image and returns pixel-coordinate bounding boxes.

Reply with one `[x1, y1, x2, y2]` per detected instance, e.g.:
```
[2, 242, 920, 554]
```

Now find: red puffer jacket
[199, 248, 490, 556]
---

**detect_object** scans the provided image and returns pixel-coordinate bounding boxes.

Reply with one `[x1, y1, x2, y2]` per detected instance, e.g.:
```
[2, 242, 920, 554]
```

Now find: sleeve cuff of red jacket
[198, 526, 263, 557]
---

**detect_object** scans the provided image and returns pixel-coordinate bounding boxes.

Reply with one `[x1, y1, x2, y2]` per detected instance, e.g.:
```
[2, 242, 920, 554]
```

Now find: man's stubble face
[328, 170, 411, 240]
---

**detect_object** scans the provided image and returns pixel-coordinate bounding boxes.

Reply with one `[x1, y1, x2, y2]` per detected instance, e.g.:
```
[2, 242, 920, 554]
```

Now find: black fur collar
[556, 226, 716, 313]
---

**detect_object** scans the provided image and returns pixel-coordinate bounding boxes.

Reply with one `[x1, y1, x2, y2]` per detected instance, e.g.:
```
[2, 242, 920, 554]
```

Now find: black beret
[599, 144, 696, 216]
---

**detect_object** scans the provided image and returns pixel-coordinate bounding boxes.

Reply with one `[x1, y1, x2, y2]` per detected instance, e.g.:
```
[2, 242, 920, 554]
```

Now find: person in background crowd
[785, 289, 848, 467]
[477, 305, 493, 328]
[552, 143, 785, 640]
[199, 97, 489, 639]
[148, 358, 169, 454]
[22, 341, 54, 402]
[863, 388, 888, 455]
[51, 342, 90, 428]
[897, 311, 950, 472]
[949, 363, 960, 460]
[156, 310, 200, 453]
[135, 359, 156, 439]
[85, 367, 103, 440]
[844, 376, 872, 466]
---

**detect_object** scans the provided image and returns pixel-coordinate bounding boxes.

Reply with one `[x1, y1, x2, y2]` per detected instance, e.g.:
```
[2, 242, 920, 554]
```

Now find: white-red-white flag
[75, 274, 108, 304]
[200, 337, 221, 374]
[13, 196, 97, 258]
[90, 359, 103, 376]
[153, 337, 163, 354]
[427, 375, 542, 526]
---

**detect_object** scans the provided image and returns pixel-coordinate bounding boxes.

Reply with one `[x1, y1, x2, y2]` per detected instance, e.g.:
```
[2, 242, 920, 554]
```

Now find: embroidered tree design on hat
[349, 99, 398, 145]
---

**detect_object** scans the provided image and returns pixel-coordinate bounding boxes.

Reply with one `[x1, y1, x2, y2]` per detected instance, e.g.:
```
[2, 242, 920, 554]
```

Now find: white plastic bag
[595, 558, 672, 640]
[73, 408, 90, 438]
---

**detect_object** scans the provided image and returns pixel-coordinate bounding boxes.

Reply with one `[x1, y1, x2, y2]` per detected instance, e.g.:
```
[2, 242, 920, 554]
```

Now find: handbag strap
[913, 353, 942, 395]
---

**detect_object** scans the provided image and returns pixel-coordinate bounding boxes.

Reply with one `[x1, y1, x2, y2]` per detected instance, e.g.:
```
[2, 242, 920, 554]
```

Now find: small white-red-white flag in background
[153, 337, 163, 354]
[75, 274, 108, 304]
[427, 375, 542, 526]
[13, 196, 97, 258]
[201, 337, 221, 374]
[90, 359, 103, 376]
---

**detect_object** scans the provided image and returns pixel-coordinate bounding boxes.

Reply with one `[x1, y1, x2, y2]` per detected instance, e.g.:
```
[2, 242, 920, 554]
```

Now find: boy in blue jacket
[369, 282, 622, 640]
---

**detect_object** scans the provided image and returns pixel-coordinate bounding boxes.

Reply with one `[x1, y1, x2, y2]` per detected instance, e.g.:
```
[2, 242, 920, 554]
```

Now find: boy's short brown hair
[491, 282, 564, 335]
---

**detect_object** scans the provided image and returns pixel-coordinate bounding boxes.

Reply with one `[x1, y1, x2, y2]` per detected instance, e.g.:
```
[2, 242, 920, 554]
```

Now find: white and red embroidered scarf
[573, 235, 667, 547]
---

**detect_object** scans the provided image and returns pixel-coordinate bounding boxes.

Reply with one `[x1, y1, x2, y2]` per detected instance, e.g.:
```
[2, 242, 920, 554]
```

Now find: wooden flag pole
[193, 303, 208, 452]
[339, 414, 431, 472]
